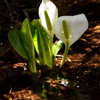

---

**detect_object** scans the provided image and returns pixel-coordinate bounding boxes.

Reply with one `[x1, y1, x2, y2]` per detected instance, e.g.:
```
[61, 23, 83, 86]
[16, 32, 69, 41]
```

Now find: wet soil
[0, 0, 100, 100]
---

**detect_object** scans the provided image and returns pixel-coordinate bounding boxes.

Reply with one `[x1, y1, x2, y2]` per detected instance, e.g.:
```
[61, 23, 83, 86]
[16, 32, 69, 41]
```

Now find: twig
[4, 0, 14, 22]
[11, 0, 20, 6]
[23, 8, 38, 22]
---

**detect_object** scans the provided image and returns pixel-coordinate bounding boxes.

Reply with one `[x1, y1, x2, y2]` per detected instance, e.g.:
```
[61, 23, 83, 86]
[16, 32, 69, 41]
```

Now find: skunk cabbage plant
[53, 14, 88, 67]
[8, 0, 88, 77]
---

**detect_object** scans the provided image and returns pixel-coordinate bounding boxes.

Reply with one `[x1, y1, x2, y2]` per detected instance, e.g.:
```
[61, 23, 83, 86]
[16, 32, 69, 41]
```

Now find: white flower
[38, 1, 89, 68]
[39, 0, 58, 37]
[53, 14, 88, 46]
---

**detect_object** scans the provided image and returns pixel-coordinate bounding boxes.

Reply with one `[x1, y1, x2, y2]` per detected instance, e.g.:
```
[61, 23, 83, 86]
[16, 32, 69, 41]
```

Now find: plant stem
[60, 40, 69, 68]
[31, 73, 41, 93]
[49, 31, 53, 69]
[28, 60, 37, 73]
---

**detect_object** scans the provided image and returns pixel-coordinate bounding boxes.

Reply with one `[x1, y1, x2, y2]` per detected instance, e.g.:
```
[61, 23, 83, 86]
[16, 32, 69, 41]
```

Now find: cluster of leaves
[8, 18, 63, 73]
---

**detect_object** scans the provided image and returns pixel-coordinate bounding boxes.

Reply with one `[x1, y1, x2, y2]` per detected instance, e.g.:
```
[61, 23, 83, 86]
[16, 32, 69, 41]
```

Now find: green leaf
[52, 40, 63, 66]
[42, 83, 47, 99]
[8, 18, 36, 73]
[30, 21, 43, 65]
[8, 29, 29, 60]
[52, 40, 63, 57]
[20, 18, 36, 72]
[30, 19, 52, 69]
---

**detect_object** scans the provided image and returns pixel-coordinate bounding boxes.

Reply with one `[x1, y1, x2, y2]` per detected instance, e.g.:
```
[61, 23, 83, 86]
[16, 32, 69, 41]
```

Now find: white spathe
[53, 14, 88, 46]
[39, 0, 58, 33]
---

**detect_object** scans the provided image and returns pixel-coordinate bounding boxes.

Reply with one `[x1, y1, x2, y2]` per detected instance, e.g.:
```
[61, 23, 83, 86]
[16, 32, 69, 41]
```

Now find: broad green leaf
[8, 29, 29, 60]
[30, 21, 43, 65]
[8, 18, 36, 73]
[52, 40, 63, 57]
[30, 19, 52, 69]
[20, 18, 36, 73]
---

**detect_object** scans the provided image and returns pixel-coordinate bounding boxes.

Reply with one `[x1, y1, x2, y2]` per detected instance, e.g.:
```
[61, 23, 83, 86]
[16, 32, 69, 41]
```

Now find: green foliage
[52, 40, 63, 66]
[8, 18, 36, 73]
[8, 18, 63, 73]
[8, 29, 29, 60]
[52, 40, 63, 57]
[42, 83, 48, 99]
[30, 19, 52, 68]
